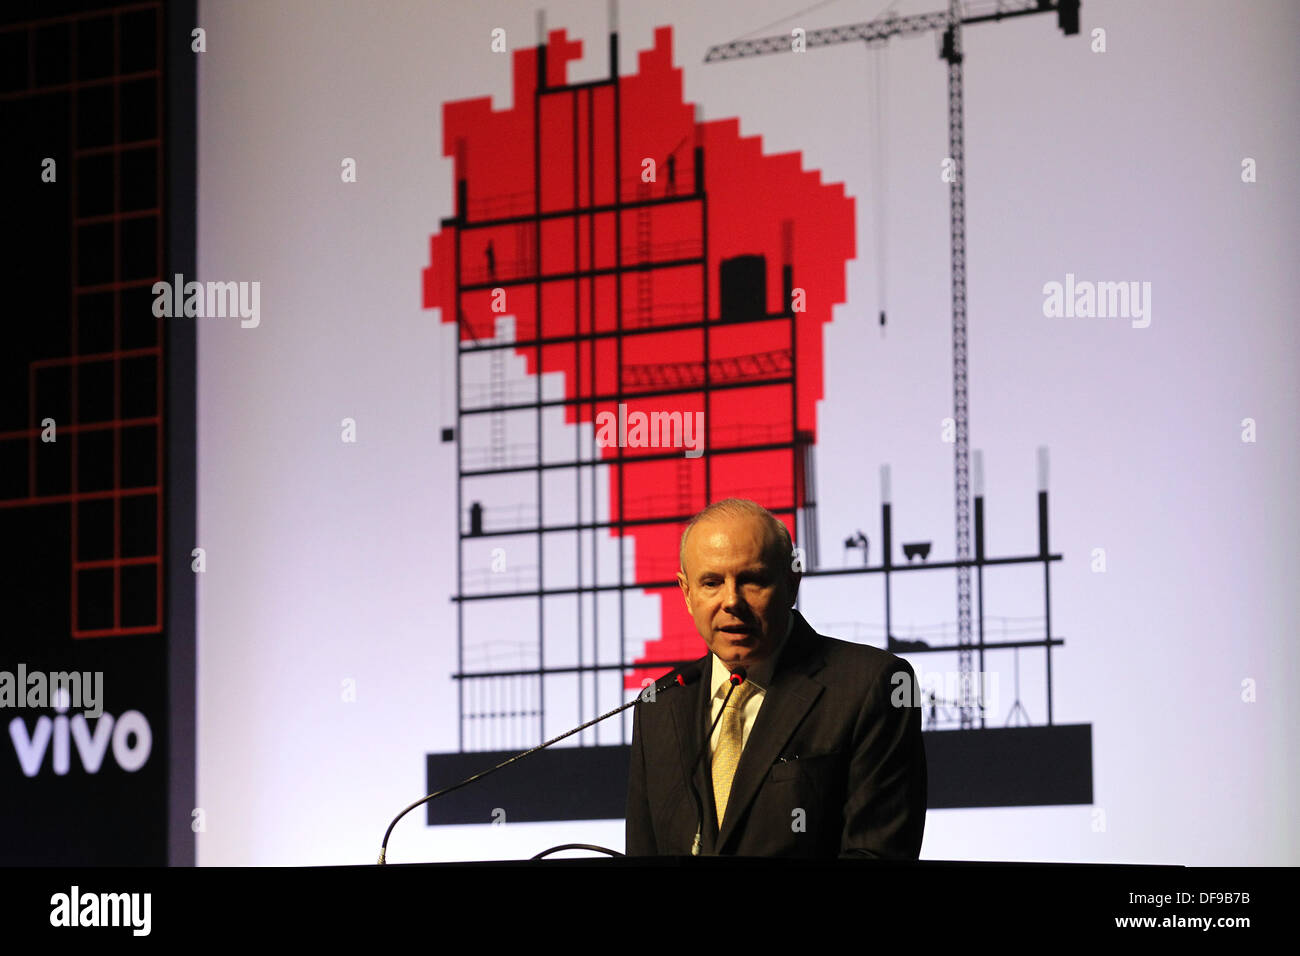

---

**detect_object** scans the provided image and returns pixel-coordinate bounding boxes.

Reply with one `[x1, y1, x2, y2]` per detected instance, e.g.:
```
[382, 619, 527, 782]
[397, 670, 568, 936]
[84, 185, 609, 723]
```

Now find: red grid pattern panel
[0, 2, 165, 638]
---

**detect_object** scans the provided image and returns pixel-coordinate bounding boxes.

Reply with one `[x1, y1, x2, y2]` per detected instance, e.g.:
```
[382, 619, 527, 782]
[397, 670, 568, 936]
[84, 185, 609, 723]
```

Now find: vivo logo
[7, 692, 151, 776]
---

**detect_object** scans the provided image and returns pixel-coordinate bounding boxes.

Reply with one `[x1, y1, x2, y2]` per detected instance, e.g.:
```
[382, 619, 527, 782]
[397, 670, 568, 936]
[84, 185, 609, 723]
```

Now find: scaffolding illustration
[445, 31, 804, 753]
[802, 450, 1064, 732]
[426, 18, 1091, 818]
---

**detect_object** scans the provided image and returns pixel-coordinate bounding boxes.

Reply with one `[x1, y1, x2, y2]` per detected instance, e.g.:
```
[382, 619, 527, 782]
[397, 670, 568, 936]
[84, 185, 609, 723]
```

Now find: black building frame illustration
[426, 10, 1092, 825]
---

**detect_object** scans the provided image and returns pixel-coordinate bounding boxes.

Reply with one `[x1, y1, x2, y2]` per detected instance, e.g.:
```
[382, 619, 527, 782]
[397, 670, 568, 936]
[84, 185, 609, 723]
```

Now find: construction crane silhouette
[706, 0, 1081, 729]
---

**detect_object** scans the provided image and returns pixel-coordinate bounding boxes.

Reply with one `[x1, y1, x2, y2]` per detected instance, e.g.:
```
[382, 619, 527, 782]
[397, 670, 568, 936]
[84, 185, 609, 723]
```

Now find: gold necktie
[711, 681, 757, 827]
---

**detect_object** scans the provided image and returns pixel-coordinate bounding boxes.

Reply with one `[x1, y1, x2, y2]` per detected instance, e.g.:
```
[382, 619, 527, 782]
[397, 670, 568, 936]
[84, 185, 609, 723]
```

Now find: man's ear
[677, 570, 691, 613]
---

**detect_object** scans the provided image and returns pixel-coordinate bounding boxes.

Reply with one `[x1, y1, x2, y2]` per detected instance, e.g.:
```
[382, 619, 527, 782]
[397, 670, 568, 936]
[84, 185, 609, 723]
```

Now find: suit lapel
[715, 611, 827, 853]
[669, 652, 717, 852]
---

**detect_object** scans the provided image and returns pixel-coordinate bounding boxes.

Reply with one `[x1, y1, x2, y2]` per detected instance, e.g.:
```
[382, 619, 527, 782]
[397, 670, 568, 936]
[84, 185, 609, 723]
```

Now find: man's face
[677, 513, 800, 672]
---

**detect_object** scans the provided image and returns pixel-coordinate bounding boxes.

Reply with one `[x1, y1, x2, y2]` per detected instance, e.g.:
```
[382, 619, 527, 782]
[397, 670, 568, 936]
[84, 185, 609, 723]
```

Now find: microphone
[687, 666, 746, 856]
[376, 661, 704, 864]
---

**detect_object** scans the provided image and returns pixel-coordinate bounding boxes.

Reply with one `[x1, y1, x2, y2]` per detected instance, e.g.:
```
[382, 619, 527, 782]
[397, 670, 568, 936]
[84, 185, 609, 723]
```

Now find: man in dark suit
[625, 498, 927, 858]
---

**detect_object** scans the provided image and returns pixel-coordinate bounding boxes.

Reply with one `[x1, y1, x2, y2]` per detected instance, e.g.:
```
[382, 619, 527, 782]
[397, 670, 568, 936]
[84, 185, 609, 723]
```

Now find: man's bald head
[678, 498, 793, 576]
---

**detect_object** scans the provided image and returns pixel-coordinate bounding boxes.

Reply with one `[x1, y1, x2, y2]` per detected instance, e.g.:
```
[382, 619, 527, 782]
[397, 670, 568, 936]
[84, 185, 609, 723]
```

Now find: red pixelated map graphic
[423, 27, 855, 687]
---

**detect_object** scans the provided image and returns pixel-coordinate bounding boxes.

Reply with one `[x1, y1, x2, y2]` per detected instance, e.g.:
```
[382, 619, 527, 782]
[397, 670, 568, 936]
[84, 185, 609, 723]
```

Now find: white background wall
[196, 0, 1299, 865]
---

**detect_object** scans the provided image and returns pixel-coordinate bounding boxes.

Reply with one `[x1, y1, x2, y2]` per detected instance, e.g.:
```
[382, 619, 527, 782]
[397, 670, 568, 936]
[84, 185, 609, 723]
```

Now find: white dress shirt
[707, 613, 794, 758]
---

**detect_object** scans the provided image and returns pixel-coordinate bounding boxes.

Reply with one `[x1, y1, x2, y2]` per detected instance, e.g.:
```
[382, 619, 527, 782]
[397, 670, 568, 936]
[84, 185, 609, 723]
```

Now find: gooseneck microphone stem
[377, 663, 700, 864]
[687, 667, 747, 856]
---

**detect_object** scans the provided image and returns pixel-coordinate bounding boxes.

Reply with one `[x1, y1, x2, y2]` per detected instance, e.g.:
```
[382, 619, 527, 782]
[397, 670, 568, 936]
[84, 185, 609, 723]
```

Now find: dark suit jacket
[625, 610, 927, 858]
